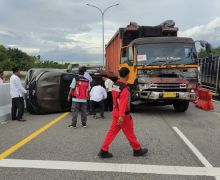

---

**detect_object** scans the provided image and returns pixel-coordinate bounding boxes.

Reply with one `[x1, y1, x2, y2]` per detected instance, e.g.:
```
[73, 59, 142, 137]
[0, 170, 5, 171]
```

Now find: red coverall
[101, 79, 141, 151]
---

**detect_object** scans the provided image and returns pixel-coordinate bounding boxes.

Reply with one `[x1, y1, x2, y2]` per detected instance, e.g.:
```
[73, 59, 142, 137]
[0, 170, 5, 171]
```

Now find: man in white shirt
[102, 75, 114, 112]
[10, 67, 27, 121]
[0, 69, 4, 84]
[90, 82, 107, 119]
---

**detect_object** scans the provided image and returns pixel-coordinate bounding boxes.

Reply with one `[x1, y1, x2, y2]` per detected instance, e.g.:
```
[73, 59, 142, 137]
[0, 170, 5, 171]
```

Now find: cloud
[179, 17, 220, 43]
[0, 0, 220, 63]
[19, 47, 40, 54]
[0, 30, 12, 37]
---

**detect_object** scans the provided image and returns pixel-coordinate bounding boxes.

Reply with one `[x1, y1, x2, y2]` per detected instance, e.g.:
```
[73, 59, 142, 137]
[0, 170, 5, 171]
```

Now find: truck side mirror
[199, 40, 212, 54]
[205, 43, 212, 54]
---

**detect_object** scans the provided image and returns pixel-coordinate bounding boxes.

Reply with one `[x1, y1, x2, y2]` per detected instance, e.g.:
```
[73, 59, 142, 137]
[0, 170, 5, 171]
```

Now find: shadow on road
[133, 104, 176, 114]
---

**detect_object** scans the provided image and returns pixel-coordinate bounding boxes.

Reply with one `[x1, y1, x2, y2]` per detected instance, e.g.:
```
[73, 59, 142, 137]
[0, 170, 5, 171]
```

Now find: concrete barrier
[0, 83, 11, 122]
[0, 82, 26, 122]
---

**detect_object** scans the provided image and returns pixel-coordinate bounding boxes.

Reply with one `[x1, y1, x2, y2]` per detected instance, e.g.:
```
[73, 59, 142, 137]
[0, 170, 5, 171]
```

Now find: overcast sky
[0, 0, 220, 64]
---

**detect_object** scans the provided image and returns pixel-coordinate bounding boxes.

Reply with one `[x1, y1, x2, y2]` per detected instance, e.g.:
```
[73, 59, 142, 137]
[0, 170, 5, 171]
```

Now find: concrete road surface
[0, 102, 220, 180]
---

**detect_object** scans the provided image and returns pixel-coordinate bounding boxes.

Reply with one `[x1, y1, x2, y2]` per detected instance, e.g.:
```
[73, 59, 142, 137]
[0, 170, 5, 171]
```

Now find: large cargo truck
[105, 20, 208, 112]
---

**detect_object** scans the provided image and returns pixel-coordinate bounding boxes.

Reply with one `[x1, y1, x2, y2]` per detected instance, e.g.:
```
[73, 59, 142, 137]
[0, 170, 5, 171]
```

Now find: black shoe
[98, 150, 113, 159]
[82, 123, 87, 128]
[133, 148, 148, 157]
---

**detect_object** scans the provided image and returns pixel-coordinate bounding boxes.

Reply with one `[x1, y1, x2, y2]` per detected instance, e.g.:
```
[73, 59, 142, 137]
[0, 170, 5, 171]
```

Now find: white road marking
[0, 159, 220, 177]
[173, 127, 220, 180]
[173, 127, 212, 167]
[212, 99, 220, 104]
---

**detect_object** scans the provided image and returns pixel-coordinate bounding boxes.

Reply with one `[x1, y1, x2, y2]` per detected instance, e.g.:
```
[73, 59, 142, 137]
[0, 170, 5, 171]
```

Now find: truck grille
[155, 83, 186, 89]
[149, 83, 186, 91]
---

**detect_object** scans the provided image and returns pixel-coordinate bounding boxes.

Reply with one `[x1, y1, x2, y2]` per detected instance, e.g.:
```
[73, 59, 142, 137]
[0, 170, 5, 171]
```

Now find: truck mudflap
[139, 91, 197, 101]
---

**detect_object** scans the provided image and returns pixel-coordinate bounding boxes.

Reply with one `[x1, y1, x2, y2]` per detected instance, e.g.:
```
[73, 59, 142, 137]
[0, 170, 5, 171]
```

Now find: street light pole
[86, 3, 119, 68]
[102, 13, 104, 69]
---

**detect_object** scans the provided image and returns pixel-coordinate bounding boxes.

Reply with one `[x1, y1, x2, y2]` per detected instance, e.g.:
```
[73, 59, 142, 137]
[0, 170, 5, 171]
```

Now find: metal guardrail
[0, 83, 11, 106]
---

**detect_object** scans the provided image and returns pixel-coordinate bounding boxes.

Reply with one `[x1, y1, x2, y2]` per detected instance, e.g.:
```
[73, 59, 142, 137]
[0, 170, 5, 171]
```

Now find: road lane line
[0, 112, 69, 160]
[212, 99, 220, 104]
[173, 127, 212, 167]
[173, 127, 220, 180]
[0, 159, 220, 176]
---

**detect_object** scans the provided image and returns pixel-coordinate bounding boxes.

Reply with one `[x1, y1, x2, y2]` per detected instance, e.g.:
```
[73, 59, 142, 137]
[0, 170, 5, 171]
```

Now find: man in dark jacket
[98, 67, 148, 158]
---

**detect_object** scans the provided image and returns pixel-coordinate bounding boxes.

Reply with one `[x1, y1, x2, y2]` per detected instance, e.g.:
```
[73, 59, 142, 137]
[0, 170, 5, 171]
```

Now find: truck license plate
[163, 92, 176, 98]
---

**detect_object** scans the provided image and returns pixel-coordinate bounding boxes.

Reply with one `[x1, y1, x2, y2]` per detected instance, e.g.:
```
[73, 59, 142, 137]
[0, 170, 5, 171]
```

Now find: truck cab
[120, 37, 198, 112]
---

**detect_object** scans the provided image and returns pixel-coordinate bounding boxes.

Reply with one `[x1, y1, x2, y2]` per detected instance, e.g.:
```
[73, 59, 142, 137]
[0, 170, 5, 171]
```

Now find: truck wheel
[173, 100, 189, 112]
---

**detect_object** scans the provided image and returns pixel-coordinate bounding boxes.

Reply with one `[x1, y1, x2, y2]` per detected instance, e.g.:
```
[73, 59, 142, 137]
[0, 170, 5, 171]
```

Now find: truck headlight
[191, 89, 195, 93]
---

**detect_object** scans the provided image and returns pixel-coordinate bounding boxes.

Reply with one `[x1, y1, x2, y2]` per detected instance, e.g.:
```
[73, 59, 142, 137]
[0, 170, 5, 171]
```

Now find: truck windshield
[136, 43, 197, 66]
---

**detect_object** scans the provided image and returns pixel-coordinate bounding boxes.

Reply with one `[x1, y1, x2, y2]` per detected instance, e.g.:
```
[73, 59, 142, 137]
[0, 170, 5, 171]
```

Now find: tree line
[0, 44, 79, 71]
[198, 46, 220, 58]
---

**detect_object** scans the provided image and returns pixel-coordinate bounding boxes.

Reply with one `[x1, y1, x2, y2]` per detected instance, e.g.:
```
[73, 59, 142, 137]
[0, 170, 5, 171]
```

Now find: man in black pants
[102, 75, 114, 112]
[10, 67, 27, 121]
[90, 82, 107, 119]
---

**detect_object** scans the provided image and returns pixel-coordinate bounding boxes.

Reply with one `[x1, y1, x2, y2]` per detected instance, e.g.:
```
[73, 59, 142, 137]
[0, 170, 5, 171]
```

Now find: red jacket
[112, 79, 130, 117]
[72, 76, 89, 99]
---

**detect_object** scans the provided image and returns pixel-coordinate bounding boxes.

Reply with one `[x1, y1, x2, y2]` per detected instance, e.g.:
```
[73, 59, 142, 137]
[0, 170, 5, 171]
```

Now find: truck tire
[173, 100, 189, 112]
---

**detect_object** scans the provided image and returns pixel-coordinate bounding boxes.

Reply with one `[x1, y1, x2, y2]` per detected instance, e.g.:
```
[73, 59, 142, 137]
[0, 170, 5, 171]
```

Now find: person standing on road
[102, 75, 114, 112]
[0, 69, 4, 84]
[10, 67, 27, 122]
[81, 66, 93, 115]
[90, 81, 107, 119]
[98, 67, 148, 158]
[68, 68, 89, 128]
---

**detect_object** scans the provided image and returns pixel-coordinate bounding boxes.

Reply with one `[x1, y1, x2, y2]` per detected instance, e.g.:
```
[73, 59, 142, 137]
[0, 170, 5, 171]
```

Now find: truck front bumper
[139, 91, 197, 101]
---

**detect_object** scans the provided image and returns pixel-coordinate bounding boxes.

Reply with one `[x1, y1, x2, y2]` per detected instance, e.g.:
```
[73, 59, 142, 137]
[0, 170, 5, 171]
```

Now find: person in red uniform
[98, 67, 148, 158]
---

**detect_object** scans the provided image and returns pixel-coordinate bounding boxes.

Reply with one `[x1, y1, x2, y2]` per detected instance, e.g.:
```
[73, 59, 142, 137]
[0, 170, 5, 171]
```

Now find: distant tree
[7, 48, 31, 62]
[0, 44, 79, 71]
[1, 59, 15, 70]
[198, 48, 207, 58]
[0, 45, 7, 62]
[198, 46, 220, 58]
[212, 47, 220, 57]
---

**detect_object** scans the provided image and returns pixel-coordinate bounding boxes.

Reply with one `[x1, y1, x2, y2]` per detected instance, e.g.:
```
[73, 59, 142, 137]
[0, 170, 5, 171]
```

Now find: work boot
[133, 148, 148, 157]
[98, 150, 113, 159]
